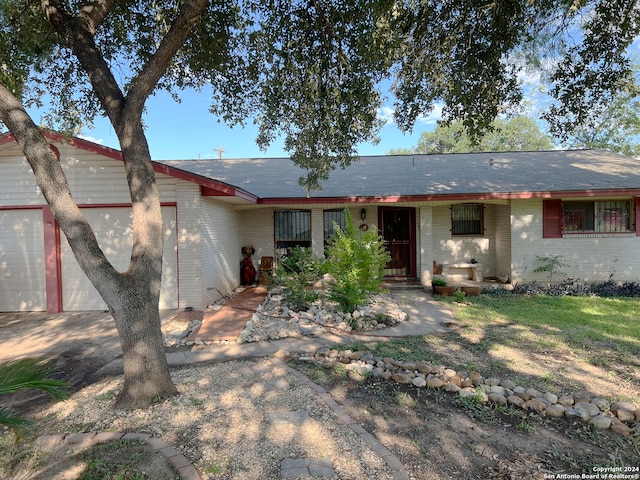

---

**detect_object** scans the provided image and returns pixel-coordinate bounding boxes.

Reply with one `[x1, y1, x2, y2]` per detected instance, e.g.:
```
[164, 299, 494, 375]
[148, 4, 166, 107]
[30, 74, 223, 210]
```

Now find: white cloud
[78, 134, 104, 145]
[415, 104, 443, 125]
[377, 105, 396, 125]
[377, 103, 443, 126]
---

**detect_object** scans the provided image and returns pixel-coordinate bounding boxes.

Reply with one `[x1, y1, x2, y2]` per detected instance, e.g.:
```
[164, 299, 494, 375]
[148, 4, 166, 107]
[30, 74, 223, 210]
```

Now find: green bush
[324, 209, 390, 312]
[275, 246, 324, 310]
[0, 358, 68, 441]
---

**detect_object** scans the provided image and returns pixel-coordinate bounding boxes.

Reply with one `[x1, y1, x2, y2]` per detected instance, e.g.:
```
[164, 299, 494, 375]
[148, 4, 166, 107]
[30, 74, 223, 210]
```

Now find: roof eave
[257, 189, 640, 204]
[1, 131, 258, 204]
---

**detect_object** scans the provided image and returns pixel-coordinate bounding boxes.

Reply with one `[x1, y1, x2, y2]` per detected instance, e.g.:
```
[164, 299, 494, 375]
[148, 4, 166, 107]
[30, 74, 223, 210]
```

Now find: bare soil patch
[292, 359, 639, 479]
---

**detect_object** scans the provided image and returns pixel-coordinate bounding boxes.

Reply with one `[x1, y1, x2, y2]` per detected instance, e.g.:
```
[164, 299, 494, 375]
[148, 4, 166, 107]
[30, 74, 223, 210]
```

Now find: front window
[563, 200, 631, 233]
[323, 209, 346, 246]
[451, 203, 484, 236]
[275, 210, 311, 252]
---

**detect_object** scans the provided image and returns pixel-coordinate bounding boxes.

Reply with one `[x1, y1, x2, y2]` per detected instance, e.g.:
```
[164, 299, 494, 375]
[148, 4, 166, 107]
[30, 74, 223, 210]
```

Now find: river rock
[589, 414, 612, 429]
[500, 379, 516, 390]
[392, 372, 412, 384]
[546, 404, 566, 418]
[558, 395, 574, 406]
[574, 402, 600, 418]
[426, 377, 446, 388]
[490, 385, 506, 396]
[615, 409, 636, 422]
[488, 393, 507, 405]
[611, 423, 632, 436]
[412, 377, 427, 388]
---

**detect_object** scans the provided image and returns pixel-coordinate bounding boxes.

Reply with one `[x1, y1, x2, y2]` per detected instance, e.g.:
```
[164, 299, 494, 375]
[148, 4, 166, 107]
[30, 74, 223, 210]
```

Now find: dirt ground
[0, 311, 184, 480]
[294, 361, 640, 480]
[2, 309, 639, 479]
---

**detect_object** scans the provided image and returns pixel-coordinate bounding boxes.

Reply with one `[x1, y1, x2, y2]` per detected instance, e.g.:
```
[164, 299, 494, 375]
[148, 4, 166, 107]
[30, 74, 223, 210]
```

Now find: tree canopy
[1, 1, 639, 188]
[558, 73, 640, 157]
[389, 117, 554, 154]
[0, 0, 638, 408]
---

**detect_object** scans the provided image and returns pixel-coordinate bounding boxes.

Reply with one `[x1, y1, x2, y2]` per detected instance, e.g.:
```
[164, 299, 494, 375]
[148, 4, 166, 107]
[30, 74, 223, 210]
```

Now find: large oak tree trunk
[109, 123, 179, 409]
[110, 281, 177, 409]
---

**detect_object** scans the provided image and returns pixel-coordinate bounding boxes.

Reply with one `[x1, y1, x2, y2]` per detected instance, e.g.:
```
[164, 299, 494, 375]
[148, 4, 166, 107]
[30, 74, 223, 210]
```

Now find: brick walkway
[193, 286, 268, 341]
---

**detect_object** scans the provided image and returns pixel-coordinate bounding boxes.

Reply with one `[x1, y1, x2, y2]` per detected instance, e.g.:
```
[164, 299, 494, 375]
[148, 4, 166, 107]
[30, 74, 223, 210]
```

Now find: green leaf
[0, 358, 68, 400]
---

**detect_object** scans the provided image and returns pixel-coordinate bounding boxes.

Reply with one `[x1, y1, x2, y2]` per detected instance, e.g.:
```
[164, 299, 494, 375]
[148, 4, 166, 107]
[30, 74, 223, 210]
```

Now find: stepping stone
[269, 411, 310, 426]
[281, 458, 334, 478]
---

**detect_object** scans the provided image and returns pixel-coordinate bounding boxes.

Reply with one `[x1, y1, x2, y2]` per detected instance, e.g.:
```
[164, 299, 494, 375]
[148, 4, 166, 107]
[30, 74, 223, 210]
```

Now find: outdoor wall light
[360, 208, 366, 221]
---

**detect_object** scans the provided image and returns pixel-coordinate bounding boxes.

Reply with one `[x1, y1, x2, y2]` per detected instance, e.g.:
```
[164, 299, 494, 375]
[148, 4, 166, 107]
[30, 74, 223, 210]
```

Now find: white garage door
[0, 209, 46, 311]
[62, 207, 178, 310]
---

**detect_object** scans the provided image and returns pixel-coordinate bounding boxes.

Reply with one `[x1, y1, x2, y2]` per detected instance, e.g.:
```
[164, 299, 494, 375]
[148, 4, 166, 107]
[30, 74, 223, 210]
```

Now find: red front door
[379, 207, 416, 278]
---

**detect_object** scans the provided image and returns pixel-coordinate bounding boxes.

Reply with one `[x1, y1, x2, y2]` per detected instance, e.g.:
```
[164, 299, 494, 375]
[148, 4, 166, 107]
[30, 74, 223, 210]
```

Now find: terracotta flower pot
[433, 285, 456, 296]
[461, 286, 481, 296]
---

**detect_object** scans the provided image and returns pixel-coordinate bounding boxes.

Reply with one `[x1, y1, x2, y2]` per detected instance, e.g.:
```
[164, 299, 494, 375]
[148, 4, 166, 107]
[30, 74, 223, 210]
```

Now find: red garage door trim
[43, 206, 62, 313]
[41, 202, 177, 313]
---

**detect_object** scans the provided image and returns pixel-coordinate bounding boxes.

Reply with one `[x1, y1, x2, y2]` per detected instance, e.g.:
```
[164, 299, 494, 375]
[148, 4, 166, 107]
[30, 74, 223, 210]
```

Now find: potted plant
[432, 278, 456, 296]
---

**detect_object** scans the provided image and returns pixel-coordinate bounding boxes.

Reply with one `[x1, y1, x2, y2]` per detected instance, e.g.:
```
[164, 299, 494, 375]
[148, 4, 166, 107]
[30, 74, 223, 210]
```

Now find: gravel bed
[36, 358, 395, 480]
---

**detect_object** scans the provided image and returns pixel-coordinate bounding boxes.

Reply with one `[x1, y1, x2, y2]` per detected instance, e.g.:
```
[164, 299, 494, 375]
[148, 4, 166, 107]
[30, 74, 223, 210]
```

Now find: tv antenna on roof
[214, 145, 224, 159]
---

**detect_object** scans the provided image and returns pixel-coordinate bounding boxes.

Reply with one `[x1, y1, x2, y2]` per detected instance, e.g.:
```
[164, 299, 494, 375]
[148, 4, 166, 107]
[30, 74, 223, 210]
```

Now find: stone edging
[35, 431, 202, 480]
[293, 348, 640, 436]
[271, 357, 412, 480]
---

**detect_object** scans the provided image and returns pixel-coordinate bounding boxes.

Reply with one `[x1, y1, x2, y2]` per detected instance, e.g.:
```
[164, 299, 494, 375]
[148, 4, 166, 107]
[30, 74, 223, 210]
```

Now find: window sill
[562, 232, 635, 238]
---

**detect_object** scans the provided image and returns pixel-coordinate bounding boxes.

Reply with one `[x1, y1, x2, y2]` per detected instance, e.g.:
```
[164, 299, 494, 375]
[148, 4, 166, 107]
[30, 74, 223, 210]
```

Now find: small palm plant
[0, 358, 68, 441]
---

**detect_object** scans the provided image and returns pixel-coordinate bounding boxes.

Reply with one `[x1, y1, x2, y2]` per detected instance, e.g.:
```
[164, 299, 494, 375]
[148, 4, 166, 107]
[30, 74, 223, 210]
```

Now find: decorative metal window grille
[275, 210, 311, 251]
[323, 209, 346, 245]
[563, 200, 631, 233]
[451, 203, 484, 235]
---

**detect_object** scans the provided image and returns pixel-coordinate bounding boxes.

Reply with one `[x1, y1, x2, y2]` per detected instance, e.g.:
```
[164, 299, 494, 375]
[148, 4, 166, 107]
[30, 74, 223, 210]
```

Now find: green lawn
[339, 293, 640, 402]
[449, 294, 640, 355]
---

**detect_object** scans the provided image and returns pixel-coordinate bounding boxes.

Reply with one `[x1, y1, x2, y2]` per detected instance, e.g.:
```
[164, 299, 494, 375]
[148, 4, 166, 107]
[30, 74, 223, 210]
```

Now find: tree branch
[78, 0, 116, 35]
[126, 0, 208, 117]
[41, 0, 125, 127]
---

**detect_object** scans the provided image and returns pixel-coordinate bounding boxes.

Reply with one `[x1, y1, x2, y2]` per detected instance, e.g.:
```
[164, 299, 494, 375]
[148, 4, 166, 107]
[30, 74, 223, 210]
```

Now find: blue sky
[78, 88, 442, 161]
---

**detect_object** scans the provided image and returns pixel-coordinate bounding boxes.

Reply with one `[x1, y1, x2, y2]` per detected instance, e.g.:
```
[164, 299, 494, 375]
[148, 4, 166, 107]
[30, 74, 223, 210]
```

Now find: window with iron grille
[323, 209, 346, 246]
[275, 210, 311, 252]
[451, 203, 484, 236]
[563, 200, 631, 233]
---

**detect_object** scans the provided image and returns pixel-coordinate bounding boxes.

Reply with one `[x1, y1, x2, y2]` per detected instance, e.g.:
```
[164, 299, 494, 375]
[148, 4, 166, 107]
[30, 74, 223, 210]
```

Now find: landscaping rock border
[162, 287, 409, 347]
[296, 348, 640, 436]
[237, 287, 408, 343]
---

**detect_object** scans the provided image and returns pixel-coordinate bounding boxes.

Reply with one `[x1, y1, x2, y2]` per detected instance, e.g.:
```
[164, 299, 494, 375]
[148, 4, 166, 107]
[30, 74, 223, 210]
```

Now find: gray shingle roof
[157, 149, 640, 200]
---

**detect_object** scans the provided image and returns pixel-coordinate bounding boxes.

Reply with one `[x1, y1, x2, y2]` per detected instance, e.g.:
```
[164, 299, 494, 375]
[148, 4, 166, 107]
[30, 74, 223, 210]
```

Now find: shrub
[431, 278, 447, 286]
[0, 358, 68, 441]
[275, 246, 324, 310]
[324, 209, 390, 312]
[506, 278, 640, 297]
[533, 255, 569, 284]
[452, 289, 466, 303]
